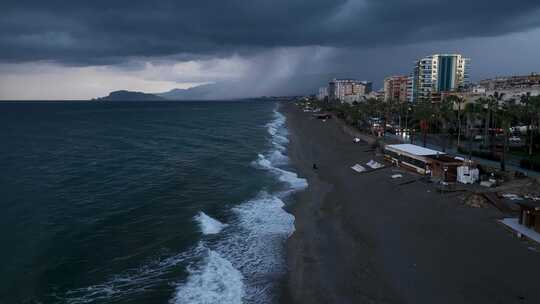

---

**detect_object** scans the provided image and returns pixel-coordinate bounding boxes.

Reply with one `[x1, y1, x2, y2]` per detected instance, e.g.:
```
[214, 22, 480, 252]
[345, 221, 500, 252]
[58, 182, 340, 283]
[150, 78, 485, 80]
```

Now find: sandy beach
[282, 102, 540, 304]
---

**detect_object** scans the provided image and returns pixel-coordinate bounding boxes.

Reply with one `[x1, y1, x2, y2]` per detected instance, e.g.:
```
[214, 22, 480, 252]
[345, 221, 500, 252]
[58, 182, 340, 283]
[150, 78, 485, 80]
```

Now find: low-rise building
[384, 144, 464, 182]
[479, 73, 540, 102]
[485, 88, 540, 102]
[517, 201, 540, 233]
[479, 73, 540, 90]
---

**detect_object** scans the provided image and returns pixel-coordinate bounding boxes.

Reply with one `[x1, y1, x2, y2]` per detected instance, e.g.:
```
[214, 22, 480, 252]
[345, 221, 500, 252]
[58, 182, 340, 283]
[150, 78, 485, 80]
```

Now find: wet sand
[282, 102, 540, 304]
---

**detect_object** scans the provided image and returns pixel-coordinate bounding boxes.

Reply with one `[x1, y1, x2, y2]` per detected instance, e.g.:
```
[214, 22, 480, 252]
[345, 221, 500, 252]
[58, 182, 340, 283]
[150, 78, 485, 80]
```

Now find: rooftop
[386, 144, 445, 156]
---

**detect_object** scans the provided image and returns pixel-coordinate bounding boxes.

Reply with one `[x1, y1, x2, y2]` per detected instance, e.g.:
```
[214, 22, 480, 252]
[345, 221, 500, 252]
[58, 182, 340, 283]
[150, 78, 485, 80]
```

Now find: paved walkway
[500, 218, 540, 244]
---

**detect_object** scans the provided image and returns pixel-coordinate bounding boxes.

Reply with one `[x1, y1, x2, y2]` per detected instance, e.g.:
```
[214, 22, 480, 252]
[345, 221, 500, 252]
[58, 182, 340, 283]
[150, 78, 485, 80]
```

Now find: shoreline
[281, 101, 540, 304]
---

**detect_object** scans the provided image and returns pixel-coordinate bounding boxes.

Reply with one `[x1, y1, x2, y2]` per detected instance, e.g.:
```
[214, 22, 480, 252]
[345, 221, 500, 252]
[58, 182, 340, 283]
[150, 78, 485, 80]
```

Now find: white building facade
[328, 79, 372, 102]
[412, 54, 470, 102]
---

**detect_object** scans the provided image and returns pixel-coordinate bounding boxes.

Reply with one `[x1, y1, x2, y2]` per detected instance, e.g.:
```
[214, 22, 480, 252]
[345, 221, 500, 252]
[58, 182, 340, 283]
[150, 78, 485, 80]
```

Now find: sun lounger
[366, 160, 384, 169]
[351, 164, 366, 173]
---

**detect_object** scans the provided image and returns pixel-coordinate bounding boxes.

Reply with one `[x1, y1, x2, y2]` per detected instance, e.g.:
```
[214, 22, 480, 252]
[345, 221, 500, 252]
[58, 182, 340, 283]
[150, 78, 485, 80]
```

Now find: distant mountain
[97, 73, 330, 101]
[157, 84, 223, 100]
[96, 90, 166, 101]
[157, 80, 316, 100]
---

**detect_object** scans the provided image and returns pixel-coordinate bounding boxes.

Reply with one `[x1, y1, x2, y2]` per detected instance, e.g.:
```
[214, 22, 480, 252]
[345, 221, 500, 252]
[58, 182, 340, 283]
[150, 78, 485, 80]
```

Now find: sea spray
[61, 103, 306, 304]
[254, 153, 308, 191]
[172, 105, 307, 304]
[194, 212, 228, 235]
[30, 101, 288, 304]
[171, 248, 245, 304]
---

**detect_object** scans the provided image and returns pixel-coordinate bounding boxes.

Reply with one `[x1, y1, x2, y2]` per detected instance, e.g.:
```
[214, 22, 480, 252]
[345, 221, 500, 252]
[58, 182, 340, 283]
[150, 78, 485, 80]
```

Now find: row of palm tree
[317, 92, 540, 171]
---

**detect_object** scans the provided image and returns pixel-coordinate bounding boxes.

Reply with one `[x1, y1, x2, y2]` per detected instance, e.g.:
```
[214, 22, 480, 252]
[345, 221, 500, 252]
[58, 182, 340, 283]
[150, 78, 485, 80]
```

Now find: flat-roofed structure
[384, 144, 464, 182]
[517, 201, 540, 233]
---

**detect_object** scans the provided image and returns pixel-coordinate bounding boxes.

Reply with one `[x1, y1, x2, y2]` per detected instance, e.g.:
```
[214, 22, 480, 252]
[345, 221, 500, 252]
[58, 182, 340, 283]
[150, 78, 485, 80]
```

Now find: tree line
[312, 93, 540, 171]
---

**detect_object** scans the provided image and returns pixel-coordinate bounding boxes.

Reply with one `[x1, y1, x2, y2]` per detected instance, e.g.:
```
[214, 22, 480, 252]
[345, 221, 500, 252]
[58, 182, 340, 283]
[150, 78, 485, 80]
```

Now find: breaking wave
[61, 104, 306, 304]
[171, 248, 245, 304]
[195, 212, 228, 235]
[172, 105, 307, 304]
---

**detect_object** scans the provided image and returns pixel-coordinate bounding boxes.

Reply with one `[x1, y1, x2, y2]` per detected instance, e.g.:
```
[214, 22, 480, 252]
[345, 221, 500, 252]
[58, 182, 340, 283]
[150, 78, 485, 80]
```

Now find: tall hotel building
[412, 54, 470, 102]
[328, 79, 372, 102]
[383, 75, 410, 102]
[317, 87, 328, 100]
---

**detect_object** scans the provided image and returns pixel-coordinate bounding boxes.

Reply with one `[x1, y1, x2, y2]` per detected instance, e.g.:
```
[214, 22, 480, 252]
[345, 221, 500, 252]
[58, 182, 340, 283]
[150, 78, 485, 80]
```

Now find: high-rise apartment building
[328, 79, 372, 102]
[383, 75, 410, 102]
[412, 54, 470, 102]
[317, 87, 328, 101]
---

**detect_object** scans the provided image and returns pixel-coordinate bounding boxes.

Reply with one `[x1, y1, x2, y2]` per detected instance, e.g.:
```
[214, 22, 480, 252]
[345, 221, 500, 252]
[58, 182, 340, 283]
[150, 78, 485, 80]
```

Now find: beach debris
[502, 193, 523, 201]
[480, 180, 495, 188]
[391, 174, 403, 179]
[366, 160, 384, 169]
[457, 166, 479, 184]
[524, 195, 540, 201]
[464, 193, 489, 208]
[351, 164, 366, 173]
[398, 178, 420, 186]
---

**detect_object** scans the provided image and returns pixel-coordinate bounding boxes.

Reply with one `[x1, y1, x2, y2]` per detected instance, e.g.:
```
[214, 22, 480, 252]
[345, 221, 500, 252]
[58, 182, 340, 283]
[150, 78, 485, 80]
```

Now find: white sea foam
[63, 250, 195, 304]
[255, 153, 307, 191]
[219, 192, 295, 303]
[251, 108, 308, 193]
[171, 248, 244, 304]
[194, 211, 228, 235]
[174, 108, 304, 304]
[65, 106, 305, 304]
[265, 110, 285, 136]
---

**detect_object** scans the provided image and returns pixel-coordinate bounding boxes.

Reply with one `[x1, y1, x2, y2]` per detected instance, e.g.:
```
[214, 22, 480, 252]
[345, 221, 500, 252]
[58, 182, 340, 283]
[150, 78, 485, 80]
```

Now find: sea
[0, 100, 307, 304]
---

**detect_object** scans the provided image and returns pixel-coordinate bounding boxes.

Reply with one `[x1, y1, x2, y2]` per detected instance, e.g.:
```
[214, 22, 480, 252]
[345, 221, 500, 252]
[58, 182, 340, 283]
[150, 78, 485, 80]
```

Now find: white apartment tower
[412, 54, 470, 102]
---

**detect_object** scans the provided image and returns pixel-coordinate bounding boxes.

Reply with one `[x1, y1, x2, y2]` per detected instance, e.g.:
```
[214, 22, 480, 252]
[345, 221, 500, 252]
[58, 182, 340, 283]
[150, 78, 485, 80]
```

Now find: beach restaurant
[517, 201, 540, 233]
[384, 144, 464, 182]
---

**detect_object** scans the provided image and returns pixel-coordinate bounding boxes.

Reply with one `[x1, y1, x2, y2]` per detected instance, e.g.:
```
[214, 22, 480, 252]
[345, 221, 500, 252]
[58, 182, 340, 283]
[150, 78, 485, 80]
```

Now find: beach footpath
[281, 102, 540, 304]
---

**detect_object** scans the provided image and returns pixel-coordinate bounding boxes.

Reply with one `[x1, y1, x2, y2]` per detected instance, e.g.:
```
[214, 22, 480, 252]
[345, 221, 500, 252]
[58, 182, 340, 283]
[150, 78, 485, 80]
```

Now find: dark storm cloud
[1, 0, 540, 64]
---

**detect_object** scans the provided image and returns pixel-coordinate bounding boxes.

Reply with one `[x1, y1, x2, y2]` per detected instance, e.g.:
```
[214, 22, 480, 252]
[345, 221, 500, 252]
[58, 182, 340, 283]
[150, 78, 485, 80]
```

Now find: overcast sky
[1, 0, 540, 100]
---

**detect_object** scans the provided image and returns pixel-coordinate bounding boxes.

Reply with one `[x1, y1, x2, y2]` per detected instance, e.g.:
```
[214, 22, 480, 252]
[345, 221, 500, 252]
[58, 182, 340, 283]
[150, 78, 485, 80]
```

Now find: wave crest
[171, 248, 244, 304]
[194, 212, 228, 235]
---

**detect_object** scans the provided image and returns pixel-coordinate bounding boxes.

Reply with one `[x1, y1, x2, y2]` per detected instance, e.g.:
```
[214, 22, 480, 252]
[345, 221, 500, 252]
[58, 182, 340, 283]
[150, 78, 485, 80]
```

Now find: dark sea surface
[0, 100, 307, 304]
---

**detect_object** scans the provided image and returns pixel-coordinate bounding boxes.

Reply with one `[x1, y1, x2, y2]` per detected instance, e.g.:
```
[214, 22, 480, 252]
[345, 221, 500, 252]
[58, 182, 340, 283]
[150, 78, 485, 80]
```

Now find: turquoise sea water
[0, 100, 306, 304]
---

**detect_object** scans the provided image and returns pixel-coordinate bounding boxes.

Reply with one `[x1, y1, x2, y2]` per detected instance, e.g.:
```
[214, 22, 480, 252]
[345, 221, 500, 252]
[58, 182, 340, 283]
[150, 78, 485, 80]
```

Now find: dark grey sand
[282, 102, 540, 304]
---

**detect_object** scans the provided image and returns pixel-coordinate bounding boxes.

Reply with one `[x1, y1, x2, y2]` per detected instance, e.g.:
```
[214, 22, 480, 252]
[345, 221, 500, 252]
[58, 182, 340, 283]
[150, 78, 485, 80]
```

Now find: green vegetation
[303, 93, 540, 171]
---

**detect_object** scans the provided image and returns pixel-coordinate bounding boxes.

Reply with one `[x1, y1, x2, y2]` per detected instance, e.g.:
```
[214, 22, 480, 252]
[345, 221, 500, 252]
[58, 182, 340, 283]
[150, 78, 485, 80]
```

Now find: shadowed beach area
[282, 102, 540, 304]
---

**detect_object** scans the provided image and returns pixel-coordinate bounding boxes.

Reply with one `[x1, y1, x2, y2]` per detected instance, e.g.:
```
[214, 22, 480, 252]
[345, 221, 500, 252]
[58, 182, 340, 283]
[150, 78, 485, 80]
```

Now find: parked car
[474, 135, 484, 141]
[509, 136, 521, 143]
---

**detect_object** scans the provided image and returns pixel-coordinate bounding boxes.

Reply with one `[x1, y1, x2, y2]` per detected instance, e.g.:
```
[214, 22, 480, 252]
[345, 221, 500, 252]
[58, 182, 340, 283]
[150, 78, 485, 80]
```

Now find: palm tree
[496, 100, 520, 171]
[489, 92, 505, 153]
[437, 98, 454, 152]
[531, 96, 540, 155]
[520, 92, 534, 157]
[477, 97, 491, 146]
[412, 101, 436, 147]
[446, 95, 465, 148]
[464, 102, 483, 160]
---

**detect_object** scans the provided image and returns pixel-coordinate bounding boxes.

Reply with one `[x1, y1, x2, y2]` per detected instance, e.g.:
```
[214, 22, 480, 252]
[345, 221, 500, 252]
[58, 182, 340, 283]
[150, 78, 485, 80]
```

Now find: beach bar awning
[385, 144, 464, 181]
[385, 144, 445, 156]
